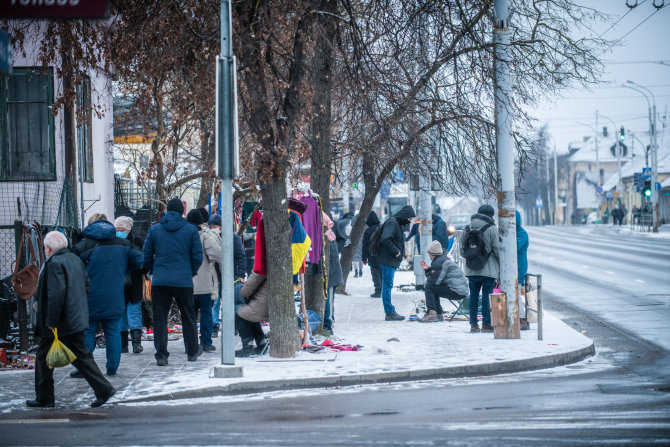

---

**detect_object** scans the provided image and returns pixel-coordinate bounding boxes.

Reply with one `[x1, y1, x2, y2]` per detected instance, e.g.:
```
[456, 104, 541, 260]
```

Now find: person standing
[418, 241, 469, 322]
[143, 198, 203, 366]
[114, 216, 146, 354]
[322, 212, 342, 335]
[460, 204, 500, 333]
[516, 210, 530, 331]
[72, 217, 143, 377]
[431, 213, 449, 249]
[187, 210, 222, 352]
[377, 205, 416, 321]
[27, 231, 116, 408]
[361, 211, 382, 297]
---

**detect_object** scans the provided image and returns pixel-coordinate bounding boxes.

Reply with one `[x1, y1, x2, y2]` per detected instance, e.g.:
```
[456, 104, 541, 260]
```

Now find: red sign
[0, 0, 108, 19]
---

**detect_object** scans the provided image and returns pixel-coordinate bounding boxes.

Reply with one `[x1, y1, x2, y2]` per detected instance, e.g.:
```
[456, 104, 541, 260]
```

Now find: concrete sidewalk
[0, 269, 594, 412]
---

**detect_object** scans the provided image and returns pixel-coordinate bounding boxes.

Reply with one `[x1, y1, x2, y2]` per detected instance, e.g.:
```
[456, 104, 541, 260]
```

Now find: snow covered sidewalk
[0, 270, 593, 411]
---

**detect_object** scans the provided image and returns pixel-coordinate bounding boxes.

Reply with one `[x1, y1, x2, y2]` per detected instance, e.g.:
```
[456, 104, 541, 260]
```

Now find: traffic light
[619, 126, 625, 142]
[602, 126, 608, 137]
[643, 180, 651, 198]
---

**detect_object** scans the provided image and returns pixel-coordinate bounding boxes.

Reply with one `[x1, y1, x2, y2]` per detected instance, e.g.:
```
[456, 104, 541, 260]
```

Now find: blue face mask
[116, 231, 128, 239]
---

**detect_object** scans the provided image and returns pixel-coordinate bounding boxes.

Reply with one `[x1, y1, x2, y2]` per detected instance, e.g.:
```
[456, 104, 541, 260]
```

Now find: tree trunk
[196, 123, 215, 209]
[261, 174, 300, 358]
[339, 188, 377, 291]
[305, 0, 336, 323]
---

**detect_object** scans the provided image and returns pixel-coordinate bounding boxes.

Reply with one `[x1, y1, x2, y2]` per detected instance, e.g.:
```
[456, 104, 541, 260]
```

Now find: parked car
[447, 213, 470, 231]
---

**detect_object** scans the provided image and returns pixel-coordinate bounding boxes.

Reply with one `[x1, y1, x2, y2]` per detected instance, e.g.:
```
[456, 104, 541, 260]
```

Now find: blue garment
[468, 276, 495, 326]
[212, 297, 220, 327]
[143, 211, 203, 288]
[195, 293, 213, 347]
[447, 235, 454, 253]
[74, 220, 144, 320]
[407, 221, 420, 254]
[380, 264, 397, 313]
[324, 287, 335, 330]
[432, 214, 449, 249]
[122, 301, 143, 331]
[84, 317, 122, 375]
[515, 211, 529, 285]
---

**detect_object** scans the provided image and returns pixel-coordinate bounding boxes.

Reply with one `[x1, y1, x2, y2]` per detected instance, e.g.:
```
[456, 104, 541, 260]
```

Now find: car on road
[447, 213, 470, 231]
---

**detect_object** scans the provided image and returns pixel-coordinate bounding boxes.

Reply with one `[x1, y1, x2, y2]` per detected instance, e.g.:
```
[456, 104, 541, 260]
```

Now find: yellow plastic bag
[46, 328, 77, 369]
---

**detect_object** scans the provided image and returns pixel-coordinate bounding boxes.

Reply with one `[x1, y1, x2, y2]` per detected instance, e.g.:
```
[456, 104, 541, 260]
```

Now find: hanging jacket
[73, 220, 143, 320]
[143, 211, 203, 288]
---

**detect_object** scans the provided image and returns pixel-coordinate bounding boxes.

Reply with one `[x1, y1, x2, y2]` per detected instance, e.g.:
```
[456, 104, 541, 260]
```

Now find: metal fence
[114, 175, 158, 241]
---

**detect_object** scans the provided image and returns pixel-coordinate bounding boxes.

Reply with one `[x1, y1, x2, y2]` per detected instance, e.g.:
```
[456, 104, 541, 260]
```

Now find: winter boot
[385, 311, 405, 321]
[418, 310, 441, 323]
[520, 318, 530, 331]
[254, 337, 268, 355]
[481, 324, 494, 333]
[370, 290, 382, 298]
[130, 329, 143, 353]
[120, 331, 129, 353]
[235, 338, 256, 357]
[470, 324, 480, 333]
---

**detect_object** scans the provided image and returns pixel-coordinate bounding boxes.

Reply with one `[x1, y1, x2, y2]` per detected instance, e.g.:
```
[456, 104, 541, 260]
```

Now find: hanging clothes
[299, 195, 323, 264]
[252, 218, 267, 275]
[289, 210, 311, 275]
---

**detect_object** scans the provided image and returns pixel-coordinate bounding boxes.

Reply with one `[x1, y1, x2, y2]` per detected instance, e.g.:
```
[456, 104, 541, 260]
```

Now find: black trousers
[35, 331, 113, 404]
[151, 286, 199, 360]
[370, 264, 382, 292]
[424, 283, 465, 314]
[235, 314, 265, 345]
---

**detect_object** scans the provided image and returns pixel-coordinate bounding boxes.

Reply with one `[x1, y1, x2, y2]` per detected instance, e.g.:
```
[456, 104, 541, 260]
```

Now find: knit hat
[167, 197, 184, 214]
[209, 214, 222, 227]
[427, 240, 443, 256]
[287, 198, 307, 215]
[114, 216, 133, 232]
[198, 207, 210, 223]
[478, 204, 495, 217]
[186, 209, 204, 226]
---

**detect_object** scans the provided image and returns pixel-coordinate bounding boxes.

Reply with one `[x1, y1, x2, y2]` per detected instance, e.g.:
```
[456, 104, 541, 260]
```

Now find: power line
[598, 0, 647, 39]
[607, 60, 669, 65]
[609, 4, 666, 47]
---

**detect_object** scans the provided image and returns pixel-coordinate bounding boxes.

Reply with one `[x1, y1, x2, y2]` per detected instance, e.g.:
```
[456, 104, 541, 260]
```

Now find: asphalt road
[2, 226, 669, 446]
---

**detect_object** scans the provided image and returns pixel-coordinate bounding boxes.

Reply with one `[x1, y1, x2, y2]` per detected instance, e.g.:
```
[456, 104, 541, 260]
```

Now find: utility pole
[595, 111, 601, 218]
[493, 0, 519, 339]
[214, 0, 242, 377]
[554, 143, 559, 225]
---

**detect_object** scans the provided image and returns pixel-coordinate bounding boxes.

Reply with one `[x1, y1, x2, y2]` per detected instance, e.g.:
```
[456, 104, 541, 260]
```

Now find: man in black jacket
[377, 205, 416, 321]
[361, 211, 382, 297]
[27, 231, 116, 408]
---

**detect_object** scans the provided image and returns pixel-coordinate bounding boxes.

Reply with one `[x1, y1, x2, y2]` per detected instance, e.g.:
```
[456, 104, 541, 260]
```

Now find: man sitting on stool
[418, 241, 469, 322]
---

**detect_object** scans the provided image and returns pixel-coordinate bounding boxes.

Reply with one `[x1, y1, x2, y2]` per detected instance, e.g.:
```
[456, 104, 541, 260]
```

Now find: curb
[122, 341, 595, 403]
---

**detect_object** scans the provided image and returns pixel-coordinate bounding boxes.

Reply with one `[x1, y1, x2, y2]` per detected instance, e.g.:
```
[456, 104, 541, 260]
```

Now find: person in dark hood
[334, 211, 354, 253]
[460, 204, 500, 333]
[143, 198, 204, 366]
[516, 210, 530, 331]
[377, 205, 416, 321]
[432, 213, 449, 249]
[361, 211, 382, 297]
[72, 217, 143, 377]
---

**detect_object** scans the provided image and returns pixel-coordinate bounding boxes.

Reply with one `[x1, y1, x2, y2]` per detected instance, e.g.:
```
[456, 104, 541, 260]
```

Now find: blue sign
[606, 190, 613, 201]
[633, 173, 644, 192]
[392, 171, 404, 183]
[535, 197, 543, 208]
[380, 181, 391, 199]
[596, 186, 604, 195]
[655, 182, 662, 192]
[0, 29, 11, 75]
[642, 167, 652, 179]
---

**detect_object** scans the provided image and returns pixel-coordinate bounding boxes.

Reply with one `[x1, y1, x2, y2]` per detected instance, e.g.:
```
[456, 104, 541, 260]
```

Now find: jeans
[84, 317, 122, 375]
[380, 264, 397, 313]
[212, 297, 220, 327]
[468, 276, 496, 326]
[151, 286, 199, 361]
[36, 331, 113, 404]
[370, 264, 382, 293]
[324, 287, 335, 330]
[122, 301, 143, 331]
[195, 293, 213, 347]
[424, 283, 465, 314]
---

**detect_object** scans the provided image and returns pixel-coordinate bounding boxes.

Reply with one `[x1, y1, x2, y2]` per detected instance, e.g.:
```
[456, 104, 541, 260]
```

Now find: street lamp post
[623, 81, 658, 232]
[599, 114, 624, 201]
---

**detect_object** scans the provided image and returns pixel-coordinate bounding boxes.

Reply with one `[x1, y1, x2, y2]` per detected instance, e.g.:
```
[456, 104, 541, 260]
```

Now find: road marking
[0, 419, 69, 424]
[634, 279, 645, 283]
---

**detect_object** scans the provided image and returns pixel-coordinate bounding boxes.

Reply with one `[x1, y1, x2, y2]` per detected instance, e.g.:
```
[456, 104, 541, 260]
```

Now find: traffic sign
[596, 186, 604, 195]
[655, 182, 662, 192]
[642, 167, 652, 179]
[606, 190, 613, 202]
[380, 181, 391, 199]
[535, 197, 543, 208]
[634, 173, 644, 192]
[0, 29, 11, 75]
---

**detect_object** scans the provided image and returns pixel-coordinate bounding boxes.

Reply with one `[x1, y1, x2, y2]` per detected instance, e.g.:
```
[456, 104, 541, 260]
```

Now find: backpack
[462, 223, 493, 270]
[368, 223, 385, 257]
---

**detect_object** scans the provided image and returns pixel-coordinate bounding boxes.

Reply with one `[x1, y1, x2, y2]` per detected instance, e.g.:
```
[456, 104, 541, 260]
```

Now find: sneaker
[370, 291, 381, 298]
[418, 310, 440, 323]
[26, 399, 55, 408]
[470, 324, 480, 333]
[91, 388, 116, 408]
[385, 311, 405, 321]
[70, 370, 84, 379]
[481, 324, 494, 333]
[156, 357, 168, 366]
[202, 344, 216, 352]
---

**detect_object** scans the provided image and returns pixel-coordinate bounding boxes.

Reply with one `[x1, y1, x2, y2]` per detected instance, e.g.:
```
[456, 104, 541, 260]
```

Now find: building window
[0, 68, 55, 181]
[77, 76, 94, 183]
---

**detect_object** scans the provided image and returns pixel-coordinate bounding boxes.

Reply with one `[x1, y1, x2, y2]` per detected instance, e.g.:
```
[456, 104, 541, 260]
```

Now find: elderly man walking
[143, 198, 203, 365]
[27, 231, 116, 408]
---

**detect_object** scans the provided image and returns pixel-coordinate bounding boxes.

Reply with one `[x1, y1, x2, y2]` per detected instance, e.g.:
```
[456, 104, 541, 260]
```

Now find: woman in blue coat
[516, 210, 530, 330]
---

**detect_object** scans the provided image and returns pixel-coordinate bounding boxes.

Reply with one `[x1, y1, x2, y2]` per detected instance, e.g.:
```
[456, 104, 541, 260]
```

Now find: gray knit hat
[114, 216, 133, 232]
[427, 240, 443, 256]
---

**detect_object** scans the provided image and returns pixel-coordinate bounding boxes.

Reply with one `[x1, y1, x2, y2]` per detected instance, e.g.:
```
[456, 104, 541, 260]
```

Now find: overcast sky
[529, 0, 670, 155]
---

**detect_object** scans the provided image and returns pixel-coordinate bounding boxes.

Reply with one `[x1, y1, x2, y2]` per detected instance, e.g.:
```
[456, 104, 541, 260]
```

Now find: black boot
[254, 336, 268, 355]
[130, 329, 143, 353]
[120, 331, 129, 353]
[235, 338, 255, 357]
